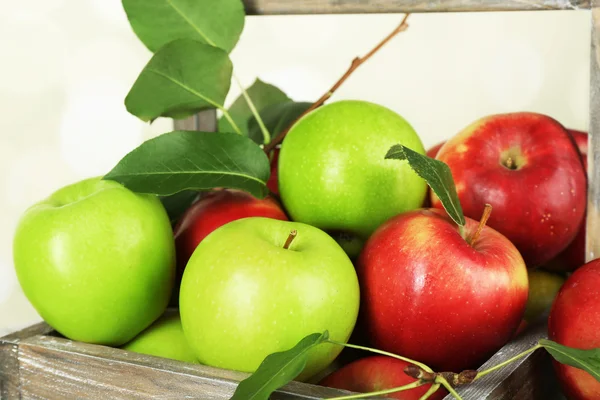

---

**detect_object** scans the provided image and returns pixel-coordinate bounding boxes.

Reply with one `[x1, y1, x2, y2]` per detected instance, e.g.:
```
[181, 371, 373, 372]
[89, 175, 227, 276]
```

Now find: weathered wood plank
[242, 0, 589, 15]
[1, 322, 52, 344]
[16, 335, 370, 400]
[173, 109, 217, 132]
[0, 342, 20, 399]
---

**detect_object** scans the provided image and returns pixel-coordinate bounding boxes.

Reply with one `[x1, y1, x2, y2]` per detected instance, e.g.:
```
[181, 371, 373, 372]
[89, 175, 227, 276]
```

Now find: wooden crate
[2, 0, 596, 398]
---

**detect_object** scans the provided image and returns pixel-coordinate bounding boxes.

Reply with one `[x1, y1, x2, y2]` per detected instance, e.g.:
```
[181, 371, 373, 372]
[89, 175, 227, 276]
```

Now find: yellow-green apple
[544, 129, 588, 272]
[278, 100, 427, 240]
[356, 208, 528, 372]
[548, 258, 600, 399]
[121, 310, 198, 363]
[319, 356, 447, 399]
[179, 217, 360, 381]
[431, 113, 587, 268]
[13, 177, 175, 346]
[172, 189, 288, 302]
[523, 269, 565, 323]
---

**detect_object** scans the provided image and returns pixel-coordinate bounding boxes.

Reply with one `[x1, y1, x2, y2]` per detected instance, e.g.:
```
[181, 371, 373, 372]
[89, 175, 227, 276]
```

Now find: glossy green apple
[121, 310, 198, 363]
[179, 217, 360, 381]
[278, 100, 427, 239]
[13, 177, 176, 346]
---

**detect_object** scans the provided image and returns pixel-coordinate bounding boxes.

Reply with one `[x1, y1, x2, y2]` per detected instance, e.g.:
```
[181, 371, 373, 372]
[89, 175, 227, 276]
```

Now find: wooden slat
[242, 0, 589, 15]
[1, 322, 52, 344]
[0, 342, 20, 398]
[173, 109, 217, 132]
[16, 335, 370, 400]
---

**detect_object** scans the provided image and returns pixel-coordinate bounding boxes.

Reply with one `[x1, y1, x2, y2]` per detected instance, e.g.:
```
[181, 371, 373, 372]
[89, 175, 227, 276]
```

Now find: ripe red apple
[548, 258, 600, 399]
[267, 147, 280, 196]
[319, 356, 447, 400]
[544, 129, 588, 272]
[431, 113, 587, 268]
[356, 208, 528, 372]
[426, 141, 446, 159]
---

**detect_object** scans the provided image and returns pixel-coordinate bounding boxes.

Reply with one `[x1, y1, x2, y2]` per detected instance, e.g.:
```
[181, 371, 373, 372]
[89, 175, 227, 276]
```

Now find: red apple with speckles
[319, 356, 447, 400]
[431, 113, 587, 268]
[356, 208, 528, 372]
[545, 129, 588, 272]
[171, 189, 288, 302]
[548, 259, 600, 400]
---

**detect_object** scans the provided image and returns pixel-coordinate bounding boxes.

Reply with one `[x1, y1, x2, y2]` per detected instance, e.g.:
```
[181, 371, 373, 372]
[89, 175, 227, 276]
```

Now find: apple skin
[426, 141, 446, 159]
[356, 208, 528, 372]
[267, 147, 280, 196]
[319, 356, 447, 400]
[544, 129, 588, 272]
[548, 259, 600, 400]
[13, 177, 176, 346]
[179, 217, 360, 381]
[121, 310, 198, 364]
[278, 100, 427, 240]
[431, 113, 587, 268]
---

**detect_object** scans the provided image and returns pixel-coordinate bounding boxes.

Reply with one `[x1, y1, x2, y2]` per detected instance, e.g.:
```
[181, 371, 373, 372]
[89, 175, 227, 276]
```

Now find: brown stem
[263, 13, 411, 154]
[404, 365, 435, 382]
[283, 230, 297, 249]
[469, 204, 493, 245]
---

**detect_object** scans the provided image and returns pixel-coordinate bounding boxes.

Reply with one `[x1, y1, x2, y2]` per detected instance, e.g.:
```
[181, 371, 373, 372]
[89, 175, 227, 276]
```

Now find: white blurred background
[0, 2, 591, 335]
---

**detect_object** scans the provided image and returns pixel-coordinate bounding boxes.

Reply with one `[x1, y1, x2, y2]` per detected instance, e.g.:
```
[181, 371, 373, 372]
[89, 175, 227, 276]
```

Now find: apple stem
[263, 13, 411, 154]
[283, 230, 297, 249]
[469, 204, 493, 246]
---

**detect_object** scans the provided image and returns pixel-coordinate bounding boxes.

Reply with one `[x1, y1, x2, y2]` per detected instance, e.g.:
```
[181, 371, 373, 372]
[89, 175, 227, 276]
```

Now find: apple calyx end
[500, 147, 526, 171]
[283, 230, 298, 250]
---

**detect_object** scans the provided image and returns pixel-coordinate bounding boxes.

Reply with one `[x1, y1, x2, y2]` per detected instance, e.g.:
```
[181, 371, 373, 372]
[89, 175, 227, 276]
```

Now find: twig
[263, 13, 411, 154]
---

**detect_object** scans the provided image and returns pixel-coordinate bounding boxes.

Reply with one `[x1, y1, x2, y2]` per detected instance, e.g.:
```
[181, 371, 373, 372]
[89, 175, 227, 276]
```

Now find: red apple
[319, 356, 447, 400]
[267, 147, 280, 196]
[426, 141, 446, 159]
[544, 129, 588, 272]
[431, 113, 587, 268]
[548, 258, 600, 400]
[356, 208, 528, 372]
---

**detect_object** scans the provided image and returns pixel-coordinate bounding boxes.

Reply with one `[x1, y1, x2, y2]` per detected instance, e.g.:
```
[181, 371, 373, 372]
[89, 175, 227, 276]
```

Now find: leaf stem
[326, 339, 433, 373]
[263, 13, 411, 154]
[436, 376, 463, 400]
[419, 383, 441, 400]
[474, 344, 542, 381]
[233, 74, 271, 144]
[324, 380, 424, 400]
[219, 107, 243, 135]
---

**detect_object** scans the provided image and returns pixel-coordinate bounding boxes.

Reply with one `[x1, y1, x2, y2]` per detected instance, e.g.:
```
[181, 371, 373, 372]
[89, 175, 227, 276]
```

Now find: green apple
[13, 177, 176, 346]
[179, 217, 360, 381]
[121, 309, 198, 363]
[278, 100, 427, 239]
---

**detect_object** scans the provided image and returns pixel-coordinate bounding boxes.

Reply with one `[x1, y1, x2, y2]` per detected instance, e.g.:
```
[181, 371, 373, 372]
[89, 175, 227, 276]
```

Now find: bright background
[0, 2, 591, 335]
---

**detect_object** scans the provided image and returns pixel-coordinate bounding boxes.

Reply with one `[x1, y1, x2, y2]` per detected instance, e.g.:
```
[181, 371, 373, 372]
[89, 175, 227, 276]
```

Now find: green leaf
[218, 79, 291, 136]
[230, 331, 329, 400]
[125, 39, 232, 122]
[540, 339, 600, 382]
[385, 145, 465, 227]
[104, 130, 270, 198]
[160, 190, 200, 224]
[247, 101, 312, 145]
[122, 0, 245, 53]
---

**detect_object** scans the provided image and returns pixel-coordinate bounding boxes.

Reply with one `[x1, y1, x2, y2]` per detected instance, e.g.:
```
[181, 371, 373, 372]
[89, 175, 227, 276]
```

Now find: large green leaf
[385, 145, 465, 227]
[103, 130, 270, 199]
[122, 0, 245, 53]
[125, 39, 232, 122]
[218, 79, 291, 136]
[230, 332, 329, 400]
[247, 101, 312, 145]
[540, 340, 600, 383]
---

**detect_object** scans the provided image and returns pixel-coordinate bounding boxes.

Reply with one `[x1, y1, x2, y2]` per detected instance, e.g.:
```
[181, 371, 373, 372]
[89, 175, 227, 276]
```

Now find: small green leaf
[247, 101, 312, 145]
[125, 39, 232, 122]
[230, 331, 329, 400]
[219, 79, 291, 136]
[540, 339, 600, 382]
[104, 131, 270, 198]
[385, 145, 465, 227]
[160, 190, 200, 225]
[122, 0, 245, 53]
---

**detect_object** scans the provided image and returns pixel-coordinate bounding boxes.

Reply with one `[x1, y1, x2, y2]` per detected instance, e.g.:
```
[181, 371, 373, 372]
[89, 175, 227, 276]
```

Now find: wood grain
[241, 0, 589, 15]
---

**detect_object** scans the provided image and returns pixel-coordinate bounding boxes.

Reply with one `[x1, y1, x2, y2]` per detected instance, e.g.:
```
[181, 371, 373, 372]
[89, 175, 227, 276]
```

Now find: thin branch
[263, 13, 411, 154]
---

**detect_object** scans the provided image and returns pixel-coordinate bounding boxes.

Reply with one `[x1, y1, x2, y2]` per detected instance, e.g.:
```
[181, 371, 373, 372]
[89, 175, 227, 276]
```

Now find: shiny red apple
[356, 208, 528, 372]
[319, 356, 447, 400]
[431, 113, 587, 268]
[426, 141, 445, 159]
[548, 258, 600, 399]
[544, 129, 588, 272]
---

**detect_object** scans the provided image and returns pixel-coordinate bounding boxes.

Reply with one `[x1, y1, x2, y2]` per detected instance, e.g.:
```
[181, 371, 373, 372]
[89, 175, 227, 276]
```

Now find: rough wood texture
[242, 0, 589, 15]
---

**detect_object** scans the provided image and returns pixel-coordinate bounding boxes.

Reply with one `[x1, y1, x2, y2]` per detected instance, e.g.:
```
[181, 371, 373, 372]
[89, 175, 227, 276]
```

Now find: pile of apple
[12, 99, 598, 399]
